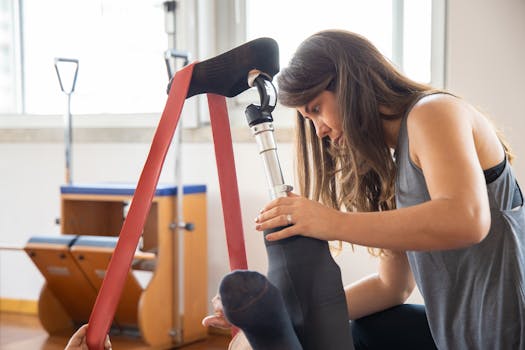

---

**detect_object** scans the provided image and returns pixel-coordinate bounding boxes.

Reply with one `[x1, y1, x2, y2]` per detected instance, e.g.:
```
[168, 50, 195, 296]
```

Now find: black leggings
[220, 231, 436, 350]
[351, 304, 437, 350]
[220, 228, 354, 350]
[264, 233, 354, 349]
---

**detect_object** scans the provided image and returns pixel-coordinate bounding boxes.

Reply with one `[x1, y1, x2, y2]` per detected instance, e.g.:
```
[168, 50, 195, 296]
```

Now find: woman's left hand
[255, 192, 341, 241]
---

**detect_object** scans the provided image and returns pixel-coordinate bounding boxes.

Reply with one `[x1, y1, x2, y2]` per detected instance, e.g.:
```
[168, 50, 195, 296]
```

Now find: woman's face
[296, 90, 343, 145]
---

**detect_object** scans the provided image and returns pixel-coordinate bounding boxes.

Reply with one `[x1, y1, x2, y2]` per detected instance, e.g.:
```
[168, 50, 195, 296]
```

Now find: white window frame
[392, 0, 447, 88]
[0, 0, 446, 134]
[430, 0, 447, 88]
[224, 0, 447, 127]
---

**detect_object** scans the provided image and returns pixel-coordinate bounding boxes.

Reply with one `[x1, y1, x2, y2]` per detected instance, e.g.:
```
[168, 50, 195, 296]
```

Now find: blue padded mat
[60, 183, 206, 196]
[27, 235, 79, 246]
[73, 235, 119, 248]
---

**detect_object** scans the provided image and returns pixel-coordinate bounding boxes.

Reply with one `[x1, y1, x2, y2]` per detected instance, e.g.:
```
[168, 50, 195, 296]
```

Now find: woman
[250, 29, 523, 349]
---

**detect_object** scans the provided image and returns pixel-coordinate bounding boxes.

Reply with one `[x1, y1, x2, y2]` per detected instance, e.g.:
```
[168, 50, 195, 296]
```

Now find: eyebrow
[304, 98, 317, 114]
[304, 104, 311, 114]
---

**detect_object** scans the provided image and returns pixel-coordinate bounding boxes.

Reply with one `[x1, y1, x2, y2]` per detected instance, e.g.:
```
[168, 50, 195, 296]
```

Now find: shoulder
[406, 94, 476, 165]
[407, 94, 474, 141]
[408, 93, 472, 127]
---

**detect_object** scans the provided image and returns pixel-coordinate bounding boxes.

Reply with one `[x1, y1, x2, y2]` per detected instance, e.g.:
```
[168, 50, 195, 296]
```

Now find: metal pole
[65, 93, 73, 184]
[163, 0, 184, 343]
[54, 58, 79, 185]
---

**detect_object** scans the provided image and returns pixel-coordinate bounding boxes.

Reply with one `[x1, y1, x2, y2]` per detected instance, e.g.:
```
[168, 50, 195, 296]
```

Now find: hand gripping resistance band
[86, 37, 279, 349]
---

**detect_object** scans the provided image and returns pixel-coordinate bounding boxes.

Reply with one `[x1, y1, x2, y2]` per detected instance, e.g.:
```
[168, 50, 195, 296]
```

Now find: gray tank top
[395, 93, 525, 349]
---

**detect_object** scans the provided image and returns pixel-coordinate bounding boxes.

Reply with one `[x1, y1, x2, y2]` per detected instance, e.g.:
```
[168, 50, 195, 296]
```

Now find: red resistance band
[86, 63, 248, 349]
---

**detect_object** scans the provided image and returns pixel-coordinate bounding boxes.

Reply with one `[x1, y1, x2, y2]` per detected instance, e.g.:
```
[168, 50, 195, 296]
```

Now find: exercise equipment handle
[54, 58, 79, 95]
[54, 57, 79, 185]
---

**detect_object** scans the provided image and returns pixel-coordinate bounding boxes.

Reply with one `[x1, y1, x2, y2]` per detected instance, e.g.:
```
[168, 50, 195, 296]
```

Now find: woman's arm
[256, 96, 492, 251]
[346, 250, 415, 320]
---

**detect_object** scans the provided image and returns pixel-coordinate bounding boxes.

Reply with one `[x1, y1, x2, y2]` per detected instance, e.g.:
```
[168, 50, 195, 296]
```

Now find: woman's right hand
[201, 294, 232, 329]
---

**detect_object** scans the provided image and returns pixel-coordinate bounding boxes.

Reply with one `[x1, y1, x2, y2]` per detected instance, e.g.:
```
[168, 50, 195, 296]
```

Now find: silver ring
[286, 214, 293, 225]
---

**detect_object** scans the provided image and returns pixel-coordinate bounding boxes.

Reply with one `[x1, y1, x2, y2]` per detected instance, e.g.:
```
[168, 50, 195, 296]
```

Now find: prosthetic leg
[220, 73, 354, 350]
[86, 38, 352, 350]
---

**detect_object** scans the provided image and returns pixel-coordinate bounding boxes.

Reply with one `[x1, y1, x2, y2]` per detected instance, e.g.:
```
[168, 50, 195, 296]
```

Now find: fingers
[203, 294, 231, 329]
[260, 195, 296, 214]
[211, 294, 223, 312]
[104, 334, 112, 350]
[66, 324, 88, 347]
[255, 194, 303, 240]
[65, 324, 111, 350]
[264, 226, 297, 241]
[202, 315, 232, 329]
[73, 324, 88, 340]
[256, 201, 295, 224]
[255, 213, 292, 232]
[76, 324, 89, 334]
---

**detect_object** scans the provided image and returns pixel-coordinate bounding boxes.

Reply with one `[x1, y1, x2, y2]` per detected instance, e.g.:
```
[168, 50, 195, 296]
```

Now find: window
[402, 0, 433, 83]
[246, 1, 394, 74]
[1, 0, 445, 129]
[0, 0, 173, 116]
[22, 0, 167, 115]
[246, 0, 437, 85]
[0, 0, 21, 114]
[239, 0, 443, 127]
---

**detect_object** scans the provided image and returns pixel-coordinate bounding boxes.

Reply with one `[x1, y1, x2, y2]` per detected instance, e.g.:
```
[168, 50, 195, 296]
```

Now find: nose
[313, 120, 330, 139]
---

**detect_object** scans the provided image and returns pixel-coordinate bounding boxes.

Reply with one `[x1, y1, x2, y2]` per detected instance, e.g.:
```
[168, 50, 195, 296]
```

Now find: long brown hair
[277, 30, 432, 244]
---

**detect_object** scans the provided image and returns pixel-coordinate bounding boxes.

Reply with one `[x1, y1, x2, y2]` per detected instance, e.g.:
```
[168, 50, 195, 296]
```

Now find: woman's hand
[201, 294, 232, 329]
[255, 193, 342, 241]
[65, 324, 112, 350]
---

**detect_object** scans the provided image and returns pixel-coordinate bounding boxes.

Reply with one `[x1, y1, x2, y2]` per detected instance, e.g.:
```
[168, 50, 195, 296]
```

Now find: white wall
[446, 0, 525, 181]
[1, 0, 525, 314]
[0, 140, 381, 309]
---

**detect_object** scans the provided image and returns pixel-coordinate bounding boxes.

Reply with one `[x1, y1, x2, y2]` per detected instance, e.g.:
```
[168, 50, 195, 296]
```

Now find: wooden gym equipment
[25, 183, 208, 348]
